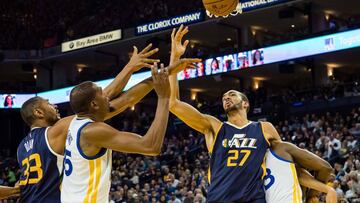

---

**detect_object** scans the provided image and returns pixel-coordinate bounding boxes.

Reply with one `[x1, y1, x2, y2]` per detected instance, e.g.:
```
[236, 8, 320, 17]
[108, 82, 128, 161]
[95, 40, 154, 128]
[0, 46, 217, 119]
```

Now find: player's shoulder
[81, 121, 110, 137]
[48, 116, 75, 135]
[259, 121, 275, 129]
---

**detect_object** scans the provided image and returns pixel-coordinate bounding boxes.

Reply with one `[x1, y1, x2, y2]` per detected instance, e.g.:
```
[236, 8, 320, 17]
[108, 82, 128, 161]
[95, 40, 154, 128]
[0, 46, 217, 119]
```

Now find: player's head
[70, 81, 111, 120]
[222, 90, 250, 114]
[21, 96, 60, 126]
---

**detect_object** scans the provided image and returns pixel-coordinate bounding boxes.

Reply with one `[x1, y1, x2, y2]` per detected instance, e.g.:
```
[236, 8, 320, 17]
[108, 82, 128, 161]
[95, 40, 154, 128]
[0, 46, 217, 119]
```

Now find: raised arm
[103, 43, 159, 100]
[168, 26, 221, 143]
[283, 142, 333, 183]
[85, 63, 170, 156]
[169, 74, 220, 135]
[0, 185, 19, 200]
[105, 58, 200, 120]
[46, 45, 159, 155]
[297, 169, 337, 203]
[105, 77, 153, 120]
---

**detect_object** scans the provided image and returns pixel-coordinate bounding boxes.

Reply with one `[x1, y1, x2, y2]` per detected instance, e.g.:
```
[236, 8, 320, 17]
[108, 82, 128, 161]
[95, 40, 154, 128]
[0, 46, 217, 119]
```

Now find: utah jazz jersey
[265, 150, 302, 203]
[61, 117, 112, 203]
[17, 127, 63, 203]
[207, 121, 269, 203]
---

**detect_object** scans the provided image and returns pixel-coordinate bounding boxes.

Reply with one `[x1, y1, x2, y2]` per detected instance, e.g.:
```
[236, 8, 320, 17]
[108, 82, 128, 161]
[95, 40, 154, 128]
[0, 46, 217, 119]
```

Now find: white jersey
[61, 117, 112, 203]
[264, 150, 302, 203]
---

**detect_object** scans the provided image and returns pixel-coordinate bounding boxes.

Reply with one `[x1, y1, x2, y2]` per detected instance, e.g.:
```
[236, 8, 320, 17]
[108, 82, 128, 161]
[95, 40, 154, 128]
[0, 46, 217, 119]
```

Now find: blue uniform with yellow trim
[207, 121, 269, 203]
[17, 127, 63, 203]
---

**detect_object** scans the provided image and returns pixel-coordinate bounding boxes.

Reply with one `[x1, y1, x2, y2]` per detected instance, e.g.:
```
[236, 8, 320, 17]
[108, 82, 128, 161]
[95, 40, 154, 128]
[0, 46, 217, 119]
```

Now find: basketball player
[265, 141, 337, 203]
[60, 63, 172, 203]
[16, 44, 161, 203]
[169, 26, 281, 202]
[170, 26, 336, 203]
[0, 185, 19, 199]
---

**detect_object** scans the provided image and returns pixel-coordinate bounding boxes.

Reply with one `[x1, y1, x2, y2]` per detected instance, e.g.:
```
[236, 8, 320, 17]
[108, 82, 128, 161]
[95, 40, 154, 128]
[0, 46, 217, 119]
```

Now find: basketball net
[206, 2, 243, 18]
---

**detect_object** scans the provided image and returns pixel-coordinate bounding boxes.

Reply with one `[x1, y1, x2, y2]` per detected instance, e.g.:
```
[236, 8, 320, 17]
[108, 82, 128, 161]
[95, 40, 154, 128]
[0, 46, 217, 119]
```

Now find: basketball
[203, 0, 238, 16]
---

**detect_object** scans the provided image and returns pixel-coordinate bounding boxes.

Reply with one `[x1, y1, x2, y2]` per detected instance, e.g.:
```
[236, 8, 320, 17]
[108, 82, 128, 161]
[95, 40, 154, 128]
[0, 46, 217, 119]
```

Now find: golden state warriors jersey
[265, 150, 302, 203]
[207, 121, 269, 203]
[61, 117, 112, 203]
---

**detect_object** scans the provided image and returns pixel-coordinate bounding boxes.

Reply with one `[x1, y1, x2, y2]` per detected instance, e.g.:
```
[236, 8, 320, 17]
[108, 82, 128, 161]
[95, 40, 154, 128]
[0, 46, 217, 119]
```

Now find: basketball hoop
[206, 2, 243, 18]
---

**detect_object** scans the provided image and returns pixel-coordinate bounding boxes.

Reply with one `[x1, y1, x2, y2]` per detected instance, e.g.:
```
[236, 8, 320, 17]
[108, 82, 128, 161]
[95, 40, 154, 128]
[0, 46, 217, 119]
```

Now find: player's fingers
[151, 64, 156, 81]
[160, 63, 165, 81]
[161, 64, 169, 81]
[139, 63, 153, 69]
[141, 58, 160, 63]
[181, 58, 202, 64]
[189, 64, 198, 69]
[164, 67, 169, 77]
[171, 28, 176, 40]
[179, 26, 189, 38]
[153, 62, 159, 74]
[139, 43, 152, 54]
[132, 46, 138, 55]
[159, 63, 165, 75]
[175, 24, 184, 39]
[183, 40, 190, 48]
[142, 48, 159, 57]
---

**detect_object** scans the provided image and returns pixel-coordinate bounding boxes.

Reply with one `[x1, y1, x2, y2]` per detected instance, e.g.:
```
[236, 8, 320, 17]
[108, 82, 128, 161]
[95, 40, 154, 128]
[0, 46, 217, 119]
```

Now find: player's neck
[76, 112, 103, 122]
[31, 120, 50, 128]
[227, 111, 249, 128]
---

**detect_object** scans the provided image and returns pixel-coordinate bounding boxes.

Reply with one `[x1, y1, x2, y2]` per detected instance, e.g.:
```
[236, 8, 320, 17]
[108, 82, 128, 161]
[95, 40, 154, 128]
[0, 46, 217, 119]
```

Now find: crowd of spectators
[1, 0, 359, 50]
[0, 0, 201, 50]
[0, 99, 359, 203]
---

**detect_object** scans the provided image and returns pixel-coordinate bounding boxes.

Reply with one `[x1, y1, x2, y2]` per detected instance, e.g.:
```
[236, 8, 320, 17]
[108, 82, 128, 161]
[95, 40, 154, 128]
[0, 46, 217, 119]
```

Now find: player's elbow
[149, 149, 161, 156]
[323, 163, 333, 173]
[145, 147, 161, 156]
[318, 161, 333, 176]
[140, 140, 162, 156]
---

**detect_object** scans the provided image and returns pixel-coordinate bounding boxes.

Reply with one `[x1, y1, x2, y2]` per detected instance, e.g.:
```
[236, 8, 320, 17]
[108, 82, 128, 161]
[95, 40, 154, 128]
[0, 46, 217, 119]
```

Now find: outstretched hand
[127, 43, 160, 72]
[168, 58, 202, 75]
[171, 25, 190, 60]
[152, 63, 170, 99]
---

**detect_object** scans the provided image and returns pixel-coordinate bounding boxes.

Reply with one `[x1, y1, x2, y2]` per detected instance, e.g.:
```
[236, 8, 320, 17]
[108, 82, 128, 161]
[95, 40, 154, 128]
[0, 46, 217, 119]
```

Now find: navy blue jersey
[207, 121, 269, 203]
[17, 127, 63, 203]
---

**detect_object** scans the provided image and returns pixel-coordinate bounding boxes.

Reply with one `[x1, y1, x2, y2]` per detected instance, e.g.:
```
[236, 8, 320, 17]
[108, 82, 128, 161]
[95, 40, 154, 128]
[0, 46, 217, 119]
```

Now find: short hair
[70, 81, 97, 114]
[238, 92, 250, 113]
[20, 97, 43, 126]
[223, 90, 250, 113]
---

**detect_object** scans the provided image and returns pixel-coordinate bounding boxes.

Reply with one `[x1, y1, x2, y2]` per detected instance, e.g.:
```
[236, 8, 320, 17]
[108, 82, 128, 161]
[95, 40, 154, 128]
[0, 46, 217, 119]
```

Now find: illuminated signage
[239, 0, 295, 13]
[61, 29, 122, 52]
[178, 28, 360, 79]
[0, 94, 36, 109]
[2, 29, 360, 108]
[136, 11, 204, 35]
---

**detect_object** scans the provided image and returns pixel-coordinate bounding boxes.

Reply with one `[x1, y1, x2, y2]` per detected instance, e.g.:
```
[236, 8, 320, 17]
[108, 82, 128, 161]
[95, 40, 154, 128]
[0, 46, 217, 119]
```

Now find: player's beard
[48, 115, 60, 125]
[225, 102, 243, 114]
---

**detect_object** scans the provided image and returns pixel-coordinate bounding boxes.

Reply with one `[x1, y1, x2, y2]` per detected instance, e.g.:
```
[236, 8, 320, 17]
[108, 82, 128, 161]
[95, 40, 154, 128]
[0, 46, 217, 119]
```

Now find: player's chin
[224, 107, 232, 114]
[225, 105, 238, 113]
